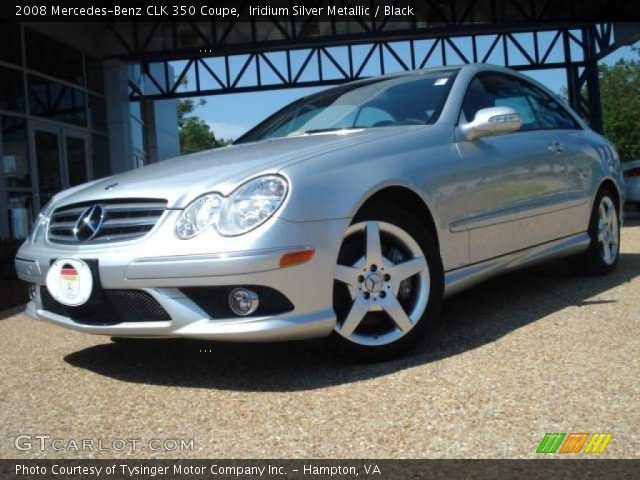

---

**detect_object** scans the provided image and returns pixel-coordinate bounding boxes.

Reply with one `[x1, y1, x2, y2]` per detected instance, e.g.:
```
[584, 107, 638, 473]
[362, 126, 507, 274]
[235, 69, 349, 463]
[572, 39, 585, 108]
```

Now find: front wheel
[568, 189, 620, 275]
[328, 205, 443, 362]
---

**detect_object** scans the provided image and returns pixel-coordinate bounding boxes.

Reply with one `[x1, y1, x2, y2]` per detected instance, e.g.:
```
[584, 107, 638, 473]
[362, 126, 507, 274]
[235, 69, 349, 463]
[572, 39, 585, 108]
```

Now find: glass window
[0, 22, 22, 66]
[28, 75, 87, 127]
[88, 95, 107, 131]
[519, 81, 580, 130]
[0, 66, 26, 113]
[131, 117, 146, 153]
[86, 56, 104, 93]
[65, 136, 87, 187]
[237, 69, 459, 143]
[130, 100, 143, 121]
[1, 116, 30, 188]
[461, 73, 540, 131]
[92, 134, 110, 179]
[8, 192, 33, 240]
[34, 129, 62, 206]
[25, 28, 84, 85]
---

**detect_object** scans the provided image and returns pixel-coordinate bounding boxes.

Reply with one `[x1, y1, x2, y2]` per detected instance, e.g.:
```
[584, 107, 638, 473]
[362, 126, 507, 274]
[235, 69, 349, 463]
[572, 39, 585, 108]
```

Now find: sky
[181, 36, 639, 141]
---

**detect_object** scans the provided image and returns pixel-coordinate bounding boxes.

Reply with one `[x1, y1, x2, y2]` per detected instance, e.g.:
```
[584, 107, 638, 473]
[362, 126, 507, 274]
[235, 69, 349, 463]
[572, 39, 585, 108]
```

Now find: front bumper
[16, 213, 349, 342]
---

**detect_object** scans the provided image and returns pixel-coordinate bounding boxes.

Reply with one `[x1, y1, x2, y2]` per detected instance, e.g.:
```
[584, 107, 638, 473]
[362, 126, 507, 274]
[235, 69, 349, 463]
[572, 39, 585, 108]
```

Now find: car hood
[55, 127, 416, 209]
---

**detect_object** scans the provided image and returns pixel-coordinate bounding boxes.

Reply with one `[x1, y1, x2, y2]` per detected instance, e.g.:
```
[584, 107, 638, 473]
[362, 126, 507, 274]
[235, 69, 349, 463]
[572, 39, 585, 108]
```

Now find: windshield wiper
[288, 126, 366, 137]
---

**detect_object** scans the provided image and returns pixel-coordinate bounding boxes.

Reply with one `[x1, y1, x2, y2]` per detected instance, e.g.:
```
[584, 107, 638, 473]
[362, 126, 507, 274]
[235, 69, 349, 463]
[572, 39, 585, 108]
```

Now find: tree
[177, 97, 232, 154]
[599, 47, 640, 161]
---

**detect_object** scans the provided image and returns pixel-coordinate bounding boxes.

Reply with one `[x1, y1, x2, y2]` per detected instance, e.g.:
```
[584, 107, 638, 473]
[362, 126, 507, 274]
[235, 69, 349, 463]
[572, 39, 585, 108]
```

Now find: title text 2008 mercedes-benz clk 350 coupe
[16, 64, 624, 361]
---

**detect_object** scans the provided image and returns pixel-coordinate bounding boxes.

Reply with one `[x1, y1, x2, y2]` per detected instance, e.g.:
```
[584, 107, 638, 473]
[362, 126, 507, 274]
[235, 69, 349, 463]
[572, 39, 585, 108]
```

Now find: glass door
[64, 132, 89, 187]
[33, 125, 63, 211]
[31, 122, 91, 211]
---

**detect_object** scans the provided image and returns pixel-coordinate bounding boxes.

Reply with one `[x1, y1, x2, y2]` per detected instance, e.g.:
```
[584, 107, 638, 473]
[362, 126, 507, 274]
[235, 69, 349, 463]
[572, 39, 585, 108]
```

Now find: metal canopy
[106, 0, 640, 132]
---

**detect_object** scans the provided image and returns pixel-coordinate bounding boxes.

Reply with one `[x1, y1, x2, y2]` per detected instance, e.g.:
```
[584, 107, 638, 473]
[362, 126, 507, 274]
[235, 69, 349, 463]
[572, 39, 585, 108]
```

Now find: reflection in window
[8, 192, 33, 240]
[0, 66, 26, 113]
[34, 130, 62, 207]
[88, 95, 107, 131]
[0, 22, 22, 66]
[1, 116, 30, 188]
[92, 134, 110, 179]
[131, 117, 146, 153]
[66, 136, 87, 187]
[25, 28, 84, 85]
[86, 56, 105, 93]
[28, 75, 87, 127]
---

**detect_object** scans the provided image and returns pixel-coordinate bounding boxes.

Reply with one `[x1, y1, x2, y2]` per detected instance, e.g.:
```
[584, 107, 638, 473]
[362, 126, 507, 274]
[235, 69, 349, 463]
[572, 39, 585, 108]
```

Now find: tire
[568, 188, 620, 275]
[327, 203, 444, 362]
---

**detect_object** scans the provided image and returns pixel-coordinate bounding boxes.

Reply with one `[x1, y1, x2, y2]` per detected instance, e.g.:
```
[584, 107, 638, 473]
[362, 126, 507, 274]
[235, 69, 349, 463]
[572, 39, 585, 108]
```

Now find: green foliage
[177, 97, 232, 154]
[600, 47, 640, 161]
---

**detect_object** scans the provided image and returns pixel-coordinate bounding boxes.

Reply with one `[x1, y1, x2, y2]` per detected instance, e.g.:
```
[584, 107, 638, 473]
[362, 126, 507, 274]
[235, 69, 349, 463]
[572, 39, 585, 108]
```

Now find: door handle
[548, 141, 563, 154]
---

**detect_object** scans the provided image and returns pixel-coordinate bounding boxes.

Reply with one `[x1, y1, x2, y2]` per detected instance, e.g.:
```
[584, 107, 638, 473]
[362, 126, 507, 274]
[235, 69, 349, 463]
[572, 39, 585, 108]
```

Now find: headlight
[174, 193, 223, 239]
[30, 197, 56, 243]
[175, 175, 288, 239]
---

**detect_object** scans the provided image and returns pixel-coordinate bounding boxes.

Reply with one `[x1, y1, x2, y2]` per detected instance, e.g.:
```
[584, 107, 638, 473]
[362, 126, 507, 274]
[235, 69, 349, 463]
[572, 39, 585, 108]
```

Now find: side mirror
[460, 106, 522, 141]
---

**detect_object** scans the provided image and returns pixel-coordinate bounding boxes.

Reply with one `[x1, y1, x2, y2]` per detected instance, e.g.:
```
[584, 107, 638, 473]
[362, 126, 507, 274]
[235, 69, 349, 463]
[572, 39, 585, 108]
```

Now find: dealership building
[0, 22, 179, 240]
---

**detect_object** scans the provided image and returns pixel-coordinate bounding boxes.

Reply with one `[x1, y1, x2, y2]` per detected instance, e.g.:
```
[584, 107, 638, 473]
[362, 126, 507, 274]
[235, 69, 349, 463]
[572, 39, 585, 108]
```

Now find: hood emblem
[74, 205, 105, 242]
[104, 182, 119, 190]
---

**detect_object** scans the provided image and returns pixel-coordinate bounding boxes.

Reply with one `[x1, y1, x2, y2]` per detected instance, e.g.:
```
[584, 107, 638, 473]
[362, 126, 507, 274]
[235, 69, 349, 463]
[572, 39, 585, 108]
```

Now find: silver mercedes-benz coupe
[16, 64, 624, 361]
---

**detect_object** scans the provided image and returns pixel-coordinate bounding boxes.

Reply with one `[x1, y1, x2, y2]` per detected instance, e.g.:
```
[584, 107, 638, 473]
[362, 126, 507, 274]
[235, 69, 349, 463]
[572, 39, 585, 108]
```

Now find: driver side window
[461, 73, 540, 130]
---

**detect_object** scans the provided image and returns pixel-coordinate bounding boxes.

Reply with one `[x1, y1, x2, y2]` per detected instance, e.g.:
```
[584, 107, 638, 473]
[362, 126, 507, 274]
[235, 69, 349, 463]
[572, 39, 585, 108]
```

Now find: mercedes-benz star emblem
[364, 272, 384, 293]
[73, 205, 105, 242]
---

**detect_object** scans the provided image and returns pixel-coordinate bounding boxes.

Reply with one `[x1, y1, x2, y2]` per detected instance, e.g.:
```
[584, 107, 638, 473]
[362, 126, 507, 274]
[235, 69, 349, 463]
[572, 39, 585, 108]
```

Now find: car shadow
[64, 242, 640, 392]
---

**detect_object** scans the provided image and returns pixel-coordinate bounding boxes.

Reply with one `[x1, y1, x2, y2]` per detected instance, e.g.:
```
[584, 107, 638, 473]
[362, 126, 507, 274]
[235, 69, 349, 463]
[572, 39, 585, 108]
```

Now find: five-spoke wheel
[568, 188, 620, 275]
[330, 205, 442, 361]
[596, 196, 619, 266]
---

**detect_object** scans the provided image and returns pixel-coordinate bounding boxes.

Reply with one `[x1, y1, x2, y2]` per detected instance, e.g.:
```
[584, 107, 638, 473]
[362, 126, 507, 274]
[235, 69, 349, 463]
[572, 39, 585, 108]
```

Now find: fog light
[228, 288, 259, 316]
[28, 284, 37, 301]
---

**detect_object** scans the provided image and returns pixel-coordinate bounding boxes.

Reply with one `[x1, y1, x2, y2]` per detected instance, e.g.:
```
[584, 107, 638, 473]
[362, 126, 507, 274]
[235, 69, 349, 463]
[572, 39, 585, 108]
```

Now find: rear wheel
[568, 189, 620, 275]
[328, 205, 443, 362]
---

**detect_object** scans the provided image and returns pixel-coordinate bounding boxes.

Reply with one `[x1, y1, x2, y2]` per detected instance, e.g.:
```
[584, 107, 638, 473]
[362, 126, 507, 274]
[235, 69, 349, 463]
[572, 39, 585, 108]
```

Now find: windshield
[236, 69, 458, 143]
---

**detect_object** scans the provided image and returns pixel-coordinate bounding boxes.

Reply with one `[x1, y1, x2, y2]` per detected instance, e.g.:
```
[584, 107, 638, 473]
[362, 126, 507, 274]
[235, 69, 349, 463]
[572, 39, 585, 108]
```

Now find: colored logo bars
[536, 433, 613, 454]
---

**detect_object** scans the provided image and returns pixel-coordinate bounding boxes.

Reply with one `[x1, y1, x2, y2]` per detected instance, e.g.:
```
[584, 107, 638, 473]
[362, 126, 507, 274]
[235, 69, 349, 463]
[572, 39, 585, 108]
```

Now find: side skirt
[443, 232, 590, 298]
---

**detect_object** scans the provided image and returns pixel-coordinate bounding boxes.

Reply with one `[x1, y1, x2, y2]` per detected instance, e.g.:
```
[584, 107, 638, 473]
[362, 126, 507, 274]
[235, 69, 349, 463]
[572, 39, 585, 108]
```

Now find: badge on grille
[46, 258, 93, 306]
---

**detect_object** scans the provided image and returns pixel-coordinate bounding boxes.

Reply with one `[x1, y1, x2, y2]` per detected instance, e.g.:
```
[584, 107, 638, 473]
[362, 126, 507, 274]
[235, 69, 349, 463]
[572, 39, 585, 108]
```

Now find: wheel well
[358, 186, 439, 249]
[598, 179, 621, 210]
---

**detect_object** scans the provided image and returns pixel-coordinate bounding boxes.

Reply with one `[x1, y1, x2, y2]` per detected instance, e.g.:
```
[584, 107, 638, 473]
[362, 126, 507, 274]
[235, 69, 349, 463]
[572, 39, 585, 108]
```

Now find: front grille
[48, 198, 167, 244]
[41, 287, 171, 325]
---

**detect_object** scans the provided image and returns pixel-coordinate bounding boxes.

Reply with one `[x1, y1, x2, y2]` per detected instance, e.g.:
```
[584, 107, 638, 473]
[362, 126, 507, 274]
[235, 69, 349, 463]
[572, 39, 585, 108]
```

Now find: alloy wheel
[597, 196, 619, 265]
[333, 221, 430, 346]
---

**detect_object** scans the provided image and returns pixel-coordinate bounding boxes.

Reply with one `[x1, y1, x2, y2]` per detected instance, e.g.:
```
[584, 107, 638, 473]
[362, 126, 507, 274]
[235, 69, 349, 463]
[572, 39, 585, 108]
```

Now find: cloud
[207, 122, 248, 141]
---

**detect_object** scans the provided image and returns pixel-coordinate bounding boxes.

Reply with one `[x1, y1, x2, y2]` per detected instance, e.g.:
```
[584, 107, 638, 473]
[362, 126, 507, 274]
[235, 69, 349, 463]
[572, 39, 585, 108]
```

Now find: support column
[103, 59, 135, 174]
[582, 27, 604, 133]
[563, 30, 580, 114]
[142, 99, 159, 164]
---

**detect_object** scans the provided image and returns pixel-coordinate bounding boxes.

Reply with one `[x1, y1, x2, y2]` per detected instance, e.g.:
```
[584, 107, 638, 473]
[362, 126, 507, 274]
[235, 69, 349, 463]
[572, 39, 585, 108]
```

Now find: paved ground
[1, 213, 639, 459]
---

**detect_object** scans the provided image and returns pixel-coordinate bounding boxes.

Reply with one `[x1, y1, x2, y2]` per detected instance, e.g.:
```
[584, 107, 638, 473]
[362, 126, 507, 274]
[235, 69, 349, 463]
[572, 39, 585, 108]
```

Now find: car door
[454, 72, 573, 263]
[517, 78, 593, 236]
